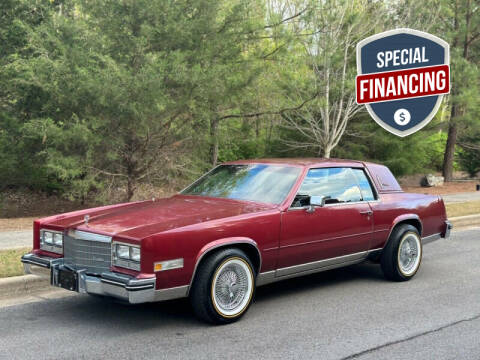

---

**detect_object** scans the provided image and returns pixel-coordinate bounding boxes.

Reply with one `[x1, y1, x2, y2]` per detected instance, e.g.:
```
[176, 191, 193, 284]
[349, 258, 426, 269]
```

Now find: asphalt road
[1, 228, 479, 360]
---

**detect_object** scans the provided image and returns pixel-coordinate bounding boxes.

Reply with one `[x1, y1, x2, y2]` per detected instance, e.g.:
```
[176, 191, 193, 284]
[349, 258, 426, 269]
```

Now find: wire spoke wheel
[211, 257, 253, 318]
[397, 232, 422, 276]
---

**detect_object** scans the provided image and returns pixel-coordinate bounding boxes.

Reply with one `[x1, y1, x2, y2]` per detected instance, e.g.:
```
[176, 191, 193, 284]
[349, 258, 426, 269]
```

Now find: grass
[446, 200, 480, 218]
[0, 247, 31, 278]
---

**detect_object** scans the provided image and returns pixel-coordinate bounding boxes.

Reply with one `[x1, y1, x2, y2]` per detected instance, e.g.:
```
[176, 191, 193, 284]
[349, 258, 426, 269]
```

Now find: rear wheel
[190, 248, 255, 324]
[381, 224, 422, 281]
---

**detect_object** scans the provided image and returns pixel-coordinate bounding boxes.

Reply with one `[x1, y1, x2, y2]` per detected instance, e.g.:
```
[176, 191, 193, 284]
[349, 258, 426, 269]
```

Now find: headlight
[40, 229, 63, 254]
[44, 232, 53, 245]
[53, 233, 63, 246]
[131, 247, 141, 262]
[117, 245, 130, 260]
[112, 242, 140, 271]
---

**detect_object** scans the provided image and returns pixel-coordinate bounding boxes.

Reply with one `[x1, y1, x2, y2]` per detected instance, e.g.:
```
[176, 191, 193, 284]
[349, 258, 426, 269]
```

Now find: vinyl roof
[223, 158, 367, 168]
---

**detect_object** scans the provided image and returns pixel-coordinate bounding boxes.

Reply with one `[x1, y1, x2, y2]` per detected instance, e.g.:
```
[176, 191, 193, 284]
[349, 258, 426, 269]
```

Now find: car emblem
[356, 28, 450, 137]
[84, 215, 89, 226]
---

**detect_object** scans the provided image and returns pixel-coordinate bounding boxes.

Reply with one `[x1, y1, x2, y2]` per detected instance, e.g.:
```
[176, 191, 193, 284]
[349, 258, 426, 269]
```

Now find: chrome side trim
[256, 271, 276, 286]
[276, 251, 368, 277]
[422, 233, 442, 245]
[366, 247, 383, 261]
[154, 285, 189, 301]
[256, 249, 374, 287]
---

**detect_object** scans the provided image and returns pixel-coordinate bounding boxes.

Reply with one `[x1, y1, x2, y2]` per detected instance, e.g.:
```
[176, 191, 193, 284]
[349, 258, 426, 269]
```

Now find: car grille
[63, 233, 112, 274]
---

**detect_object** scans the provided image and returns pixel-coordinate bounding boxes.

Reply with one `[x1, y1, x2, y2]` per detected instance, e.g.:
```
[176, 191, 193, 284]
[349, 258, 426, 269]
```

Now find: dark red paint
[33, 158, 448, 290]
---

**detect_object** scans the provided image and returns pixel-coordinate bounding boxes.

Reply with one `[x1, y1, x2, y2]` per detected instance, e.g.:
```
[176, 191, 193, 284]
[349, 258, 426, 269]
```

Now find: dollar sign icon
[394, 109, 411, 126]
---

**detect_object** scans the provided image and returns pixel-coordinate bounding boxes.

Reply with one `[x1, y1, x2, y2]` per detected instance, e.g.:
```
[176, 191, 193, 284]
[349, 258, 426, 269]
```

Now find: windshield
[182, 164, 302, 204]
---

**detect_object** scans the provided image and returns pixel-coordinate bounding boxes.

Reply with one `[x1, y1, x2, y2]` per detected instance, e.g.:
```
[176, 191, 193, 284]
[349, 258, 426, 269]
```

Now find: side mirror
[306, 195, 330, 213]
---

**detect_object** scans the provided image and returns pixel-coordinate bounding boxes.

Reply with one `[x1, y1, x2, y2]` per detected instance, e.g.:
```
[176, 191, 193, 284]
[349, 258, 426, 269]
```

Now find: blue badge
[356, 28, 450, 137]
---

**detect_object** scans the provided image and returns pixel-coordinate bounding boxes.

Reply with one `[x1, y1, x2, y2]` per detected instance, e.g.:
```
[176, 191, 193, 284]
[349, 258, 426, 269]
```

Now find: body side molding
[256, 249, 382, 286]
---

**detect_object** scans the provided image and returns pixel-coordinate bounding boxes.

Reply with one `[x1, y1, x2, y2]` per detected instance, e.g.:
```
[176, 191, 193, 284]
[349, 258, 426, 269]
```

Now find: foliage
[0, 0, 479, 203]
[279, 0, 387, 157]
[458, 131, 480, 177]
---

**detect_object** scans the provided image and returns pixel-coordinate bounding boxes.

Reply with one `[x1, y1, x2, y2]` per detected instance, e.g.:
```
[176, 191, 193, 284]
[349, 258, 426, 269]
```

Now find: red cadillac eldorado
[21, 158, 451, 324]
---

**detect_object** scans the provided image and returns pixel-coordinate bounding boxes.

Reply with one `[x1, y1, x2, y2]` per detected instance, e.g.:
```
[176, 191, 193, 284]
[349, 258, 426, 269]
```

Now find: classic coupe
[21, 159, 451, 324]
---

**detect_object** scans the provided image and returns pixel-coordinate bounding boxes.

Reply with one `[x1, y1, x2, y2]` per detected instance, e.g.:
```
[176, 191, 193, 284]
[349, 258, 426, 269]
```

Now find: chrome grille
[64, 233, 112, 274]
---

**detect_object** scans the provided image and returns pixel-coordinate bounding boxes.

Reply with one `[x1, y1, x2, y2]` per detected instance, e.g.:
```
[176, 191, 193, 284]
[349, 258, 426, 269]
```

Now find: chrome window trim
[179, 165, 220, 194]
[288, 199, 380, 211]
[353, 167, 379, 200]
[288, 166, 380, 210]
[181, 164, 303, 206]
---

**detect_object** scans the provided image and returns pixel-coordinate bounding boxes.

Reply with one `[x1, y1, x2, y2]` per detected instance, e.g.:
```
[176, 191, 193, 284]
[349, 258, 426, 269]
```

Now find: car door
[277, 167, 375, 275]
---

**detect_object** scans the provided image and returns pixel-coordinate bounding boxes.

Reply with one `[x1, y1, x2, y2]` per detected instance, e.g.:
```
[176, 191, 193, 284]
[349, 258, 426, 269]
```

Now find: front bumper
[21, 253, 156, 304]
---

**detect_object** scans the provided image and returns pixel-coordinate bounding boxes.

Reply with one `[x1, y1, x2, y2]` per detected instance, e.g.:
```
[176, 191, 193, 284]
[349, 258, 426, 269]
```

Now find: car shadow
[254, 262, 385, 303]
[17, 262, 385, 331]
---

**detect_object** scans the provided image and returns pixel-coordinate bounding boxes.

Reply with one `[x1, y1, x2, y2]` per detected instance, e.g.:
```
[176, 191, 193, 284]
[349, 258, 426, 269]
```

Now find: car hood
[46, 195, 275, 240]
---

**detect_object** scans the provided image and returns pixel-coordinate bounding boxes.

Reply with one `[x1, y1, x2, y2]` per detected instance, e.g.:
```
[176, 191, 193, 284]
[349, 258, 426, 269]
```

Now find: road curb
[449, 214, 480, 228]
[0, 274, 50, 300]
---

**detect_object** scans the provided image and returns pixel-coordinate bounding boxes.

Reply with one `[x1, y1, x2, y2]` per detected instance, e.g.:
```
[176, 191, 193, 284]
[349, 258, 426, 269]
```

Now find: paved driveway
[0, 228, 479, 359]
[0, 230, 31, 250]
[441, 191, 480, 203]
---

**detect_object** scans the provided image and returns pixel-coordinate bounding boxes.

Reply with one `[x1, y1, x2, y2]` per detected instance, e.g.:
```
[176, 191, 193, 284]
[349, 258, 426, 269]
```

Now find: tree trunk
[323, 145, 331, 158]
[442, 120, 457, 181]
[442, 0, 473, 182]
[126, 177, 135, 201]
[209, 117, 219, 166]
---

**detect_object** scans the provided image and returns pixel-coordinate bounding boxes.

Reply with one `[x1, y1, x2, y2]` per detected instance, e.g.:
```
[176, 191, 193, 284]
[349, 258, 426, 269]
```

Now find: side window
[351, 169, 376, 201]
[293, 167, 362, 206]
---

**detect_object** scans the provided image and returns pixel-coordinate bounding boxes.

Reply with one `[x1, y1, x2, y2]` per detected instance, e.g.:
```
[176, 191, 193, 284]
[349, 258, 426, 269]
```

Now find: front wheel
[190, 248, 255, 324]
[381, 224, 422, 281]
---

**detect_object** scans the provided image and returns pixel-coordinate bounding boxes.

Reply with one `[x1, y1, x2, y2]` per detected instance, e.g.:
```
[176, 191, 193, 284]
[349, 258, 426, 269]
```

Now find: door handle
[360, 210, 373, 216]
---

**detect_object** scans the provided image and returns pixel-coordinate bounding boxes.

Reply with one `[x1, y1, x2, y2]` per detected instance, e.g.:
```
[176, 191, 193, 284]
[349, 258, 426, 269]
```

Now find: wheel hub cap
[398, 234, 420, 275]
[214, 263, 249, 313]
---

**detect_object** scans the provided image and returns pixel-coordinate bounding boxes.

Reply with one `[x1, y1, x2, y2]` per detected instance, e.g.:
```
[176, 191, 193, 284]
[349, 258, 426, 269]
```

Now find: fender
[188, 237, 262, 293]
[384, 213, 423, 248]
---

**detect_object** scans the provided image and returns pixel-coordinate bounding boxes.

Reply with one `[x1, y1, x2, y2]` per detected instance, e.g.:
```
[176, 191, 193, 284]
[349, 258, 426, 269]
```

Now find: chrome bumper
[443, 220, 452, 239]
[421, 221, 452, 245]
[21, 253, 186, 304]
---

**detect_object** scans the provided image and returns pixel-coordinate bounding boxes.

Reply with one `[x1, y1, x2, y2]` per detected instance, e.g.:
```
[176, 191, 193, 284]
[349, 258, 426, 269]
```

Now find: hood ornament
[84, 215, 90, 227]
